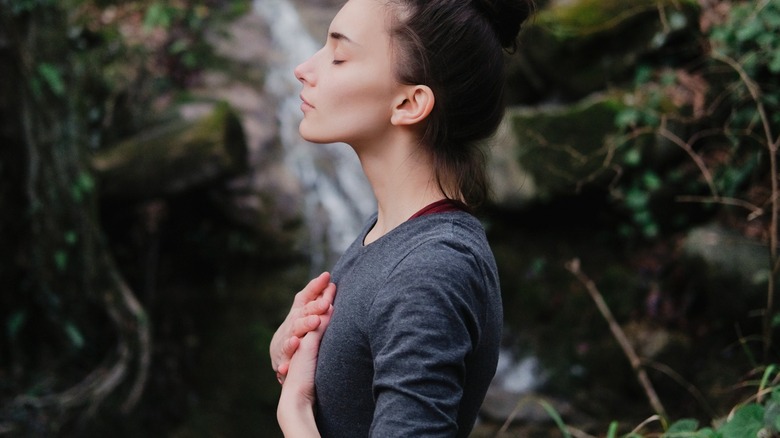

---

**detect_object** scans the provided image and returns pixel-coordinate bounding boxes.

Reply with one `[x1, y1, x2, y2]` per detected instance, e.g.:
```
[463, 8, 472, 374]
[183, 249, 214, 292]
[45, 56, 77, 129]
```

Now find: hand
[270, 272, 336, 380]
[277, 305, 332, 437]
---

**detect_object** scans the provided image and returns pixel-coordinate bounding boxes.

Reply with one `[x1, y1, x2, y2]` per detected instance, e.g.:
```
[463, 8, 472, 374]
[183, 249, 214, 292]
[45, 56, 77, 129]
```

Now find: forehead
[329, 0, 392, 42]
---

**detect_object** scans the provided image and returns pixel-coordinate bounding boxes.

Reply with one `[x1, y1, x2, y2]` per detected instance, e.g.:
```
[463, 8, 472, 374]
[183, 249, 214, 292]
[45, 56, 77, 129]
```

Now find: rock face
[92, 102, 247, 198]
[506, 0, 701, 103]
[494, 93, 626, 204]
[491, 0, 702, 209]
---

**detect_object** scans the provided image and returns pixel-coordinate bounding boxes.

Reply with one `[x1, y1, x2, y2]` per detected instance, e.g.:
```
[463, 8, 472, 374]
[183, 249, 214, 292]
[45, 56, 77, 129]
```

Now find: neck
[353, 133, 446, 244]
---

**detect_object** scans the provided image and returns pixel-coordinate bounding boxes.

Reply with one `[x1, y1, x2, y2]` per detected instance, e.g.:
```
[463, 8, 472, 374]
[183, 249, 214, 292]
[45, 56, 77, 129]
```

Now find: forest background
[1, 0, 779, 436]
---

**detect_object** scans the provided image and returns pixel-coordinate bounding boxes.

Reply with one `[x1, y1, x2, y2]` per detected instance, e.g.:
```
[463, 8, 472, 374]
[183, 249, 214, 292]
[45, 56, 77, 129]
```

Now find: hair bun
[472, 0, 535, 49]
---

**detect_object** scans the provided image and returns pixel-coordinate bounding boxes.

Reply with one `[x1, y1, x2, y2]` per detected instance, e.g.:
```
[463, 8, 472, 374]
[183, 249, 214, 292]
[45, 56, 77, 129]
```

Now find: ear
[390, 85, 434, 126]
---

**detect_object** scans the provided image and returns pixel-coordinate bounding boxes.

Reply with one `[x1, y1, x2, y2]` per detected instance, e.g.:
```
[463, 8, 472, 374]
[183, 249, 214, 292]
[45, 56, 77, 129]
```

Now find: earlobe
[391, 85, 434, 126]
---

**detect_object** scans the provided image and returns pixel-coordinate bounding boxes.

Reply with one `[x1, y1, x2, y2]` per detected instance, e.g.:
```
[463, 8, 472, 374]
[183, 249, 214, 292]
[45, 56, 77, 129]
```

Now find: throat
[363, 198, 465, 246]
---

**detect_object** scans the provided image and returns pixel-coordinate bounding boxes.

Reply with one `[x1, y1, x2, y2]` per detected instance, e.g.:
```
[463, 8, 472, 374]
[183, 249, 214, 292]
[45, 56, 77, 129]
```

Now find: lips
[300, 94, 314, 110]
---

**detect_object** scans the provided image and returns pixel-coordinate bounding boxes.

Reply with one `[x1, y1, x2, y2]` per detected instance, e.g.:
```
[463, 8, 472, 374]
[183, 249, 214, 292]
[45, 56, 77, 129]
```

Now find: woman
[270, 0, 535, 435]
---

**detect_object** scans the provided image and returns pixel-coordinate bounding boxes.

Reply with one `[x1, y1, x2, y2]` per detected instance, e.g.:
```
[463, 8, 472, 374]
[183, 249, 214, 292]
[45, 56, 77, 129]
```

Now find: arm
[277, 305, 333, 437]
[365, 231, 502, 437]
[368, 249, 484, 436]
[270, 272, 336, 379]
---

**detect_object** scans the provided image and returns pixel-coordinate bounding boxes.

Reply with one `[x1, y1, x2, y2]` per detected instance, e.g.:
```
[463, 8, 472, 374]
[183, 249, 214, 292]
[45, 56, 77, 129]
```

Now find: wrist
[277, 391, 319, 437]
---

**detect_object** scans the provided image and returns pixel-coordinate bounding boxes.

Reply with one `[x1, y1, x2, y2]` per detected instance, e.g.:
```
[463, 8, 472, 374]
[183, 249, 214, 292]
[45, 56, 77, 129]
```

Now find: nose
[294, 56, 313, 85]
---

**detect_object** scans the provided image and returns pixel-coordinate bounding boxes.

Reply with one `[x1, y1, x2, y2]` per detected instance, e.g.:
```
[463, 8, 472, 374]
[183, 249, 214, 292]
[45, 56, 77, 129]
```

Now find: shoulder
[371, 211, 499, 309]
[395, 211, 495, 275]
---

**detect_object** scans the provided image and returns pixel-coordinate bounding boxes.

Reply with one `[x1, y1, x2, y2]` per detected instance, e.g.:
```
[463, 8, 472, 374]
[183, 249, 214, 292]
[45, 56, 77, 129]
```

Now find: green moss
[92, 101, 247, 197]
[509, 94, 626, 196]
[538, 0, 699, 38]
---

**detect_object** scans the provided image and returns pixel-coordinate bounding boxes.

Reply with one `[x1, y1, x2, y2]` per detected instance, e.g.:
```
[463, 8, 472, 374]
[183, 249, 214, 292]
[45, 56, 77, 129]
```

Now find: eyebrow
[329, 31, 359, 46]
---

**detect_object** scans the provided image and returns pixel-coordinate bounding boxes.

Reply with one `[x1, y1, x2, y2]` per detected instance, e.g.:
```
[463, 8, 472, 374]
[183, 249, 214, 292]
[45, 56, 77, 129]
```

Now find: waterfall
[254, 0, 376, 273]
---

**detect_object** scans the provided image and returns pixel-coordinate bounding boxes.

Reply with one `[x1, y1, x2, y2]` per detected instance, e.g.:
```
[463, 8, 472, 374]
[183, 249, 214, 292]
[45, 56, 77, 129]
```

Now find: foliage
[493, 1, 780, 436]
[653, 366, 780, 438]
[553, 0, 780, 436]
[0, 0, 248, 435]
[610, 0, 779, 242]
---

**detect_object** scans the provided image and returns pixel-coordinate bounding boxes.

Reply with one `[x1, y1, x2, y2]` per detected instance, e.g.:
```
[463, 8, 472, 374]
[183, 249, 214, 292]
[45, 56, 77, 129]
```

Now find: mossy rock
[507, 93, 628, 198]
[507, 0, 701, 102]
[92, 101, 247, 198]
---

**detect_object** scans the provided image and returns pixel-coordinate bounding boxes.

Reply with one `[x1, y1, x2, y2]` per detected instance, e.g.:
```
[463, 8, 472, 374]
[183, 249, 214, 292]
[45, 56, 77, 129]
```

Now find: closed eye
[332, 60, 345, 65]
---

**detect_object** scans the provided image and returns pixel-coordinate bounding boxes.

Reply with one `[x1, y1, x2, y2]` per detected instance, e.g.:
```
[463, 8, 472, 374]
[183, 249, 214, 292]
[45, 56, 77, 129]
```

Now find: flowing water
[254, 0, 376, 273]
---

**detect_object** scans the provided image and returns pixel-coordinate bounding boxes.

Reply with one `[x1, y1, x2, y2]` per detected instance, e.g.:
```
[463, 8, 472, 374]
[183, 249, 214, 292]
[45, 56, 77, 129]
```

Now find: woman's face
[294, 0, 402, 147]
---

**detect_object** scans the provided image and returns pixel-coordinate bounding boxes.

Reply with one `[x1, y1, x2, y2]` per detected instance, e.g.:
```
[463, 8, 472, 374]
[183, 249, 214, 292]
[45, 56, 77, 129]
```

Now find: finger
[320, 304, 334, 328]
[281, 334, 302, 359]
[323, 282, 336, 304]
[277, 362, 289, 377]
[298, 329, 323, 352]
[294, 272, 331, 305]
[291, 314, 321, 338]
[303, 295, 329, 316]
[301, 282, 337, 318]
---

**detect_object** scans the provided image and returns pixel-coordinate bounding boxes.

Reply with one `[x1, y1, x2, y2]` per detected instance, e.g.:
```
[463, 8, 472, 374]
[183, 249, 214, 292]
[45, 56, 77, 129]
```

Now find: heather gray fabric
[314, 210, 502, 437]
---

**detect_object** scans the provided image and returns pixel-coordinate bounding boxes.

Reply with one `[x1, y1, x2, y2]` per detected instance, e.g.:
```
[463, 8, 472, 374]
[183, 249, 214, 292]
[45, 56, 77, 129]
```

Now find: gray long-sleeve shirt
[314, 211, 502, 437]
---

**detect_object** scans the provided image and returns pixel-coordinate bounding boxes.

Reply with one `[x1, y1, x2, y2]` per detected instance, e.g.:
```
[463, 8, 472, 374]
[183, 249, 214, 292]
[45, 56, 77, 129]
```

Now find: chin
[299, 126, 336, 144]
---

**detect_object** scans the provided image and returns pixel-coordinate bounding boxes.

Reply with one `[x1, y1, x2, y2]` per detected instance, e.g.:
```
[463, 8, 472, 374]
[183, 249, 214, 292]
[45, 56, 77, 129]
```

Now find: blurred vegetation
[0, 0, 292, 436]
[493, 0, 780, 436]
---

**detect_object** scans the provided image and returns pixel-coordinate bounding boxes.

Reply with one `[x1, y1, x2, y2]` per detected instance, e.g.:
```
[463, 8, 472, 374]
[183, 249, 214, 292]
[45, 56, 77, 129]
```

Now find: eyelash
[332, 60, 345, 65]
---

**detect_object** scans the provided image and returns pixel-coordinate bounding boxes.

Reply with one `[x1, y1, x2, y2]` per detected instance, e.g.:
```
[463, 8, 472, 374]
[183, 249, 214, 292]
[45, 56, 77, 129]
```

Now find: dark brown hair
[388, 0, 535, 208]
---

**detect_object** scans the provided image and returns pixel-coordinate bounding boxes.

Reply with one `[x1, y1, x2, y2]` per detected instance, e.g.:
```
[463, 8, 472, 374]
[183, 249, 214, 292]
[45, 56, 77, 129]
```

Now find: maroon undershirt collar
[408, 198, 465, 220]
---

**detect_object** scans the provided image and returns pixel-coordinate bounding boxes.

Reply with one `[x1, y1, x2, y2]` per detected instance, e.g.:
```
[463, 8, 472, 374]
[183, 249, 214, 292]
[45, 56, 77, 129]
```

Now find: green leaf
[538, 400, 572, 438]
[64, 230, 78, 245]
[7, 311, 26, 339]
[168, 39, 189, 54]
[634, 65, 653, 86]
[37, 63, 65, 96]
[54, 250, 68, 271]
[769, 48, 780, 73]
[759, 365, 777, 395]
[642, 222, 659, 238]
[64, 322, 85, 349]
[735, 20, 763, 43]
[77, 172, 94, 193]
[625, 188, 648, 210]
[718, 404, 763, 438]
[765, 400, 780, 432]
[606, 421, 618, 438]
[643, 172, 662, 191]
[660, 70, 677, 86]
[144, 2, 173, 29]
[693, 428, 718, 438]
[616, 108, 641, 129]
[623, 147, 642, 166]
[666, 418, 699, 433]
[71, 172, 94, 202]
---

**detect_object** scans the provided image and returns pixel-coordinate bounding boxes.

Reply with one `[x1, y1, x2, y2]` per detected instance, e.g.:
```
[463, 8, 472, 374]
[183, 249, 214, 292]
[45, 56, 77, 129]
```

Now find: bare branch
[675, 195, 763, 220]
[658, 117, 719, 198]
[565, 258, 668, 420]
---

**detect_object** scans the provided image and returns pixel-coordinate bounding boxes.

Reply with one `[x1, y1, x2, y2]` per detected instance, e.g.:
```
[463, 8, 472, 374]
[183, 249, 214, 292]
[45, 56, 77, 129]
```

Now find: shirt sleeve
[367, 239, 484, 437]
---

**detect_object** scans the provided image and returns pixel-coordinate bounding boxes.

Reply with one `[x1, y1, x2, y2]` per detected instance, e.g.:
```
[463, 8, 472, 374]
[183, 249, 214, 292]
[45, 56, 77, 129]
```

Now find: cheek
[339, 78, 395, 112]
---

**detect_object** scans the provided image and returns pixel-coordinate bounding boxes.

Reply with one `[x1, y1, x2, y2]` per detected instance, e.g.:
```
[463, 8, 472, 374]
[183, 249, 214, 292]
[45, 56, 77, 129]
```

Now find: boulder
[497, 93, 626, 202]
[92, 102, 247, 198]
[507, 0, 701, 103]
